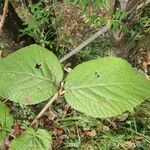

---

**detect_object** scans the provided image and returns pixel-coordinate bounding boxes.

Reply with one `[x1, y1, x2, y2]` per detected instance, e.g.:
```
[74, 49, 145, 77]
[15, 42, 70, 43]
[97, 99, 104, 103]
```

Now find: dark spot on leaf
[35, 63, 42, 69]
[97, 74, 100, 78]
[95, 72, 100, 78]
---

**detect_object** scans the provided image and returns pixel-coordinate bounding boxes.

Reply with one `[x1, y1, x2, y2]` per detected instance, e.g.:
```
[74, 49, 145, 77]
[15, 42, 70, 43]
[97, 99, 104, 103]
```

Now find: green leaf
[9, 128, 52, 150]
[64, 57, 150, 118]
[0, 44, 63, 105]
[0, 102, 14, 146]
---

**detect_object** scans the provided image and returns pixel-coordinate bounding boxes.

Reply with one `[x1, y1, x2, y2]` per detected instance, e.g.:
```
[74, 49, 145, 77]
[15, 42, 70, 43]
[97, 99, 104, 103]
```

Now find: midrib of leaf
[66, 82, 149, 91]
[1, 71, 52, 82]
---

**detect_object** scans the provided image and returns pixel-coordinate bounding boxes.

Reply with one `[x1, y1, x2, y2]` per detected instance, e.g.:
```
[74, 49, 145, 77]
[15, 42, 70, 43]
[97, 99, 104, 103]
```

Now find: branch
[60, 26, 109, 63]
[30, 85, 65, 127]
[0, 0, 9, 33]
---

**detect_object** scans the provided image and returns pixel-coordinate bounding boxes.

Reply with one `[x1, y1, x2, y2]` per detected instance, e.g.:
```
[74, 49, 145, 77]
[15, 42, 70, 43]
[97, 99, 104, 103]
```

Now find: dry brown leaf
[52, 128, 64, 136]
[82, 129, 97, 137]
[12, 123, 24, 136]
[124, 141, 135, 149]
[135, 136, 144, 141]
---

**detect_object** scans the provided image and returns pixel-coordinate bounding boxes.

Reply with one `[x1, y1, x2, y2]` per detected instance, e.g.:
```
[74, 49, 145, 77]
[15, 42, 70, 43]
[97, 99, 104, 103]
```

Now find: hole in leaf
[35, 63, 42, 69]
[95, 72, 100, 78]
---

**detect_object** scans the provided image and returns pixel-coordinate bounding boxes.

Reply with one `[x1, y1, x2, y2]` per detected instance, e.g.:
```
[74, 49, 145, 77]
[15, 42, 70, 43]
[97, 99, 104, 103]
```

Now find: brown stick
[0, 0, 9, 33]
[30, 87, 65, 127]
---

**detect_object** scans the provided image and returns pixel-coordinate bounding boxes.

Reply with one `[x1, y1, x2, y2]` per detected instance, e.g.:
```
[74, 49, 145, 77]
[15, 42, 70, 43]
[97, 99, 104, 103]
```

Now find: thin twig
[0, 0, 9, 33]
[60, 26, 109, 63]
[30, 85, 64, 127]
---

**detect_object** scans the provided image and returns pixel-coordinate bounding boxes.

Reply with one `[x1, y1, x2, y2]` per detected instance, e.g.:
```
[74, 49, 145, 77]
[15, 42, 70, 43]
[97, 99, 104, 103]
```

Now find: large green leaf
[9, 128, 52, 150]
[0, 102, 14, 146]
[64, 57, 150, 118]
[0, 44, 63, 105]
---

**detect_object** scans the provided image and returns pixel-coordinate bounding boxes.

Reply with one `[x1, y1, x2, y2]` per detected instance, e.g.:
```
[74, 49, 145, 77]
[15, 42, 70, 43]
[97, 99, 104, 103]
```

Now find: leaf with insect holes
[64, 57, 150, 118]
[0, 44, 63, 105]
[9, 128, 52, 150]
[0, 102, 14, 146]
